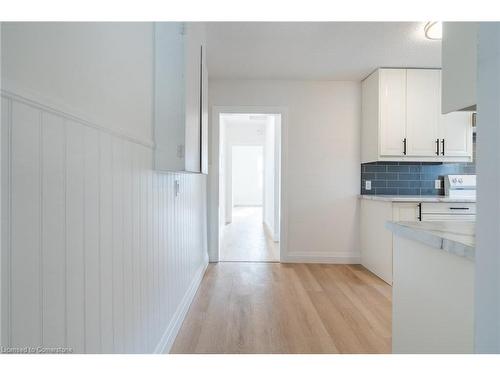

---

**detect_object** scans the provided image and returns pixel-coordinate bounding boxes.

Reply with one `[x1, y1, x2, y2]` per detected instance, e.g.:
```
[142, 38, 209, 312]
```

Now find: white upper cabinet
[440, 112, 473, 157]
[154, 23, 186, 172]
[379, 69, 407, 156]
[406, 69, 440, 157]
[184, 23, 207, 173]
[442, 22, 478, 114]
[154, 22, 208, 174]
[361, 68, 473, 163]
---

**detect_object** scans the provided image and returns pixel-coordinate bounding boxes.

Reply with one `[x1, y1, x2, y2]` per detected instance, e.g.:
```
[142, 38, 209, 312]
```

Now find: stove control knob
[458, 178, 463, 183]
[452, 178, 458, 183]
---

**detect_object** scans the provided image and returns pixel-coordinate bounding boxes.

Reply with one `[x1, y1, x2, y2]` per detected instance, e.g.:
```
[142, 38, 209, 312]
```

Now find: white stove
[444, 174, 477, 200]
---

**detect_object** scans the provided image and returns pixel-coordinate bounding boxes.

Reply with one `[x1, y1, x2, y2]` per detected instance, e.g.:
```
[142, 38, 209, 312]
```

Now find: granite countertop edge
[385, 221, 475, 261]
[359, 194, 476, 203]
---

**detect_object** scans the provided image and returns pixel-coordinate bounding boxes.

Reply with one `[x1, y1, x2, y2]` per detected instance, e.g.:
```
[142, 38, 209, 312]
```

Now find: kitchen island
[386, 221, 475, 354]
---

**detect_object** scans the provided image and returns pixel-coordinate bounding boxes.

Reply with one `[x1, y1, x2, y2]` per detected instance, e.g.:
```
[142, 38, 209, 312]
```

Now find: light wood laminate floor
[171, 262, 392, 354]
[220, 206, 279, 262]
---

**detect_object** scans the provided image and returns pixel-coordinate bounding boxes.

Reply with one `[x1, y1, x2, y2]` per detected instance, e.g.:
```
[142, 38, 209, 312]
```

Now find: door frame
[208, 105, 288, 263]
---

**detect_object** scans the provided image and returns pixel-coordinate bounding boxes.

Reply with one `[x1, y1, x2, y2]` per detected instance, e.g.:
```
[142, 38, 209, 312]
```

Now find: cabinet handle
[435, 138, 440, 155]
[403, 138, 407, 155]
[449, 207, 470, 210]
[441, 139, 445, 155]
[418, 203, 422, 221]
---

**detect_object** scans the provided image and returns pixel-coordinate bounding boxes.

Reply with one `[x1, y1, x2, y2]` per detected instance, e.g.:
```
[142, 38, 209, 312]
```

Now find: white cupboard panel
[360, 199, 393, 284]
[440, 112, 472, 157]
[406, 69, 440, 156]
[442, 22, 478, 113]
[392, 203, 419, 222]
[379, 69, 406, 156]
[184, 24, 203, 173]
[362, 68, 472, 162]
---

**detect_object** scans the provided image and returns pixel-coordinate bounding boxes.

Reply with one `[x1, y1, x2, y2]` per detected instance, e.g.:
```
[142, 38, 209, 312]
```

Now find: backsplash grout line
[361, 160, 476, 196]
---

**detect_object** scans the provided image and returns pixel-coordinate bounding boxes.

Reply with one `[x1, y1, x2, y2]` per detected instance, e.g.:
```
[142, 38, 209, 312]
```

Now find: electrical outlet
[365, 180, 372, 190]
[435, 179, 442, 189]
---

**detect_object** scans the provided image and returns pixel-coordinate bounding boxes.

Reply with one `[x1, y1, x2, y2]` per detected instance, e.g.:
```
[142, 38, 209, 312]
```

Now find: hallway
[171, 262, 392, 354]
[220, 206, 279, 262]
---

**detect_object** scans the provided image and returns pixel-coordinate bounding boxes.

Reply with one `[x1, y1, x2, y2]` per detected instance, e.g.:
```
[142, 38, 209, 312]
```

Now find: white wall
[208, 80, 361, 263]
[1, 22, 154, 144]
[232, 145, 263, 206]
[1, 22, 208, 353]
[475, 23, 500, 353]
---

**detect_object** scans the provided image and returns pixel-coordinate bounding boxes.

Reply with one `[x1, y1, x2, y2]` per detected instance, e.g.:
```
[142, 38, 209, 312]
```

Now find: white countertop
[359, 194, 476, 203]
[385, 221, 475, 260]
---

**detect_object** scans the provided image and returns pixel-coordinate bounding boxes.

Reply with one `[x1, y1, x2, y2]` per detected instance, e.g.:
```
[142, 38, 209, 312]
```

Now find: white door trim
[208, 105, 288, 263]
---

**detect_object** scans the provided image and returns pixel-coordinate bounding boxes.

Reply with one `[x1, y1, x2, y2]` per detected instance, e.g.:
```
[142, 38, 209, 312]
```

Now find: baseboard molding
[282, 252, 361, 264]
[153, 260, 208, 354]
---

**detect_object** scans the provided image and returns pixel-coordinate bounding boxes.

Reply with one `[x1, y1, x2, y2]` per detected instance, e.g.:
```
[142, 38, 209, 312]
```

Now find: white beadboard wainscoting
[1, 92, 208, 353]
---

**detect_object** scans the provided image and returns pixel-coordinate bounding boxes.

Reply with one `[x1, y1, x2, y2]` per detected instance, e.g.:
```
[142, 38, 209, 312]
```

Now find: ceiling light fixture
[424, 21, 442, 40]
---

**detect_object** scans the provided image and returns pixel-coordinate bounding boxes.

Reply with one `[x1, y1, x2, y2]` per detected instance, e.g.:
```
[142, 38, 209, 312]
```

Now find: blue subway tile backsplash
[361, 134, 477, 196]
[361, 160, 476, 195]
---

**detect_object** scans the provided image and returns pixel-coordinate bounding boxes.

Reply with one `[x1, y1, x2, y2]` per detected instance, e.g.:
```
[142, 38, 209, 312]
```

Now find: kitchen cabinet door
[442, 22, 478, 113]
[406, 69, 440, 157]
[184, 23, 203, 173]
[379, 69, 407, 156]
[392, 203, 420, 222]
[440, 112, 473, 158]
[360, 199, 394, 284]
[154, 22, 186, 172]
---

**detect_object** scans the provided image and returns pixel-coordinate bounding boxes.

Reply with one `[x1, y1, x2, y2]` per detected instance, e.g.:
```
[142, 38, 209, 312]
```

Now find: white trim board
[1, 86, 154, 149]
[154, 261, 208, 354]
[208, 105, 288, 263]
[282, 252, 361, 264]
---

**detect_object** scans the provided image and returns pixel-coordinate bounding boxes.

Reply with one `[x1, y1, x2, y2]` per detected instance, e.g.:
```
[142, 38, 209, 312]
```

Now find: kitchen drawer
[421, 213, 476, 221]
[421, 202, 476, 214]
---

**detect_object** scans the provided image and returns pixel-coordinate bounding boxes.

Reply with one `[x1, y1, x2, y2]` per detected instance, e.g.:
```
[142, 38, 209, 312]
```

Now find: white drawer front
[421, 202, 476, 214]
[421, 213, 476, 221]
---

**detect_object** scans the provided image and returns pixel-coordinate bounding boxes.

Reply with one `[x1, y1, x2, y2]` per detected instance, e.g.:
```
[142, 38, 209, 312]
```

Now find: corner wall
[475, 23, 500, 354]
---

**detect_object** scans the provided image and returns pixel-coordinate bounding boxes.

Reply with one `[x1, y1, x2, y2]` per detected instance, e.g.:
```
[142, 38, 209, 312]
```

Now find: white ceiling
[206, 22, 442, 81]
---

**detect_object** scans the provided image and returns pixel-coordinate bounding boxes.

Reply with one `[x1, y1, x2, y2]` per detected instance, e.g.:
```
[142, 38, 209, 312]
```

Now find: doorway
[218, 113, 281, 262]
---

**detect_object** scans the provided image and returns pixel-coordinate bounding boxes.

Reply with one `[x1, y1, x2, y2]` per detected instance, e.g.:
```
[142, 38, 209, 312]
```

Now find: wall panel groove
[39, 111, 44, 347]
[1, 93, 208, 353]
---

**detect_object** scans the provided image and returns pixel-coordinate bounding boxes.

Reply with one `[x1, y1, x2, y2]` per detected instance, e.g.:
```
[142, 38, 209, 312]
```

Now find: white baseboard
[153, 260, 208, 354]
[282, 252, 361, 264]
